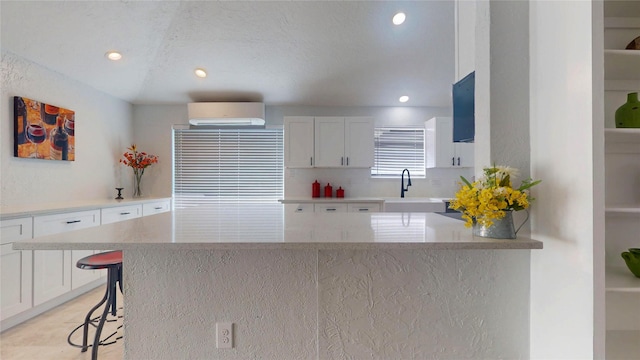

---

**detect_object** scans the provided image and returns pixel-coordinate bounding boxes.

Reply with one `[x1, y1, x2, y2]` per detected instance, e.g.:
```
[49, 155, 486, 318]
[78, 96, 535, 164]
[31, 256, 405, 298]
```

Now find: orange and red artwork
[14, 96, 75, 161]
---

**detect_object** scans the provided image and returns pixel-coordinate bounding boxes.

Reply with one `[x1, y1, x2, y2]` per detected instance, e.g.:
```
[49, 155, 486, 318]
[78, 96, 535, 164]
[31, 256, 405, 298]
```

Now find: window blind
[173, 128, 283, 205]
[371, 127, 425, 178]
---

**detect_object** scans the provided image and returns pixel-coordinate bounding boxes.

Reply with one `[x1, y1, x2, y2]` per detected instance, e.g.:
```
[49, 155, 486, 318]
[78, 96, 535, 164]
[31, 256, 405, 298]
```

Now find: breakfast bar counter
[14, 204, 542, 359]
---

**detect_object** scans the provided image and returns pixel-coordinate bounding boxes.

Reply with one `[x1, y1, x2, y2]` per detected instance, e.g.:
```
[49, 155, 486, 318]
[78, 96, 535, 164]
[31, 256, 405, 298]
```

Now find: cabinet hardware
[326, 208, 337, 211]
[358, 208, 369, 212]
[341, 157, 344, 166]
[66, 220, 81, 224]
[120, 212, 131, 215]
[452, 157, 455, 166]
[347, 157, 349, 166]
[154, 207, 163, 210]
[457, 157, 461, 166]
[310, 157, 313, 166]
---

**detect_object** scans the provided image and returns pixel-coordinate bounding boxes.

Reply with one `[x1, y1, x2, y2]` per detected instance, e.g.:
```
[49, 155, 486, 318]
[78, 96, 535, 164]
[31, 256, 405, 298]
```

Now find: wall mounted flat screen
[452, 71, 475, 143]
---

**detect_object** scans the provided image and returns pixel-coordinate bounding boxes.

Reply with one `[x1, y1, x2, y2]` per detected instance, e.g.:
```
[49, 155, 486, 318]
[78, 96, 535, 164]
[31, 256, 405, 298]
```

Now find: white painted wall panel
[1, 50, 133, 207]
[124, 249, 531, 359]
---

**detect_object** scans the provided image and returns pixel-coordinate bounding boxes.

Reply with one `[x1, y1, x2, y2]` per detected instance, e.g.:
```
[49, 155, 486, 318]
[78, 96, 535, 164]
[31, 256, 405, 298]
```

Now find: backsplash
[284, 167, 473, 199]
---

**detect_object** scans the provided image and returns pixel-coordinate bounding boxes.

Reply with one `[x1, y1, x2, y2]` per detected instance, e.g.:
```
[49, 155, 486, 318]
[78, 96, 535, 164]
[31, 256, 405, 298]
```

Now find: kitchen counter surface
[0, 196, 172, 219]
[14, 203, 543, 251]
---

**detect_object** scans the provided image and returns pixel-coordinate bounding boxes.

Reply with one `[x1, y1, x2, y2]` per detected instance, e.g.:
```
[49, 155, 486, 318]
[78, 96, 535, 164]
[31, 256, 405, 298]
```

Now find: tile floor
[0, 287, 123, 360]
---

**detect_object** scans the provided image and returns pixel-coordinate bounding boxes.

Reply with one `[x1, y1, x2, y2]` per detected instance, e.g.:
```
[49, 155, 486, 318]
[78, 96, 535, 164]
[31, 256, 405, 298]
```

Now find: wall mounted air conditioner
[187, 102, 265, 126]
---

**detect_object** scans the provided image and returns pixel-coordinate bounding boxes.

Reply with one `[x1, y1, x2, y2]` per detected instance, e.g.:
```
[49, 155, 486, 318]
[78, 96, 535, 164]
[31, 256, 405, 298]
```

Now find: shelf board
[606, 330, 640, 360]
[605, 128, 640, 143]
[604, 17, 640, 29]
[605, 205, 640, 214]
[606, 266, 640, 292]
[605, 50, 640, 81]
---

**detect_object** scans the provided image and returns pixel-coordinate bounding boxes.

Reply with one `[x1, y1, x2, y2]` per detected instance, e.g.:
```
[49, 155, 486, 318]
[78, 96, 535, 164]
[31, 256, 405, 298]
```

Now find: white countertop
[0, 197, 172, 219]
[13, 203, 543, 251]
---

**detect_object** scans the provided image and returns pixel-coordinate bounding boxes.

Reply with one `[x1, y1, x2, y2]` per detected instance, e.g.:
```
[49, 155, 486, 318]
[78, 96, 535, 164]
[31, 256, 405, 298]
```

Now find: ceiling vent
[188, 102, 265, 127]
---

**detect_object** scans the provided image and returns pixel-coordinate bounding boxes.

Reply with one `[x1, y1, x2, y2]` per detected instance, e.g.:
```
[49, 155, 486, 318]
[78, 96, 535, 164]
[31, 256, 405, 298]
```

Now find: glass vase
[133, 171, 143, 197]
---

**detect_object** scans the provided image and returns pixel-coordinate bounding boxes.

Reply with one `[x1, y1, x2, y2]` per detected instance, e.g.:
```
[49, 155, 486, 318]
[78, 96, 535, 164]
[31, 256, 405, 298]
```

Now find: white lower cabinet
[32, 250, 72, 306]
[71, 250, 101, 290]
[0, 217, 33, 320]
[32, 210, 101, 305]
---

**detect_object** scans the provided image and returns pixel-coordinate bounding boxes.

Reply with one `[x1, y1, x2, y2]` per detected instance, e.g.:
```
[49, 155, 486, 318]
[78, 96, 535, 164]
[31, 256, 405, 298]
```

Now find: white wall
[529, 1, 603, 358]
[133, 104, 473, 199]
[0, 50, 133, 206]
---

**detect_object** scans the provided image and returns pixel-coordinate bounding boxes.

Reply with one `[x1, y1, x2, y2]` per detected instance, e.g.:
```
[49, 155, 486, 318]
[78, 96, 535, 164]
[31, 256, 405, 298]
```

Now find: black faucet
[401, 168, 412, 198]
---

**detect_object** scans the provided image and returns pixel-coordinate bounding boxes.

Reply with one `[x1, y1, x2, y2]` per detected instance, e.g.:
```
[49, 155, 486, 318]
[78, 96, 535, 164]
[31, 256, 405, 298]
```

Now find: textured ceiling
[1, 1, 455, 107]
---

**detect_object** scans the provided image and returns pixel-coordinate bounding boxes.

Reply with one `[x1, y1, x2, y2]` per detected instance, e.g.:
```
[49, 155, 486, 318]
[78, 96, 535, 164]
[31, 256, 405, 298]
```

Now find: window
[371, 127, 425, 178]
[173, 128, 283, 205]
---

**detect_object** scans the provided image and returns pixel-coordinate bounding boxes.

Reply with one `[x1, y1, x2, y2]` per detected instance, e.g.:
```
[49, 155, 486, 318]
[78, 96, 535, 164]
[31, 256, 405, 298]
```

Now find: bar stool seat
[68, 250, 123, 360]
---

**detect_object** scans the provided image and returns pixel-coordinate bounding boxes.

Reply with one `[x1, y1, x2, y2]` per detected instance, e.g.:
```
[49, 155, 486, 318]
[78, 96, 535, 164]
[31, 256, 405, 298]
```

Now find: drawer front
[33, 210, 100, 237]
[314, 203, 348, 213]
[0, 217, 33, 245]
[101, 205, 142, 225]
[347, 203, 381, 213]
[142, 200, 171, 216]
[285, 203, 314, 213]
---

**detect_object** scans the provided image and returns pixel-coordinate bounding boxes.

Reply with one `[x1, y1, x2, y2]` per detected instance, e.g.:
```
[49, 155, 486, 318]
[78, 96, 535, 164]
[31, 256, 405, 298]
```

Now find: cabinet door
[1, 217, 34, 320]
[284, 116, 315, 168]
[1, 244, 32, 320]
[101, 204, 142, 225]
[143, 200, 171, 216]
[71, 250, 101, 290]
[314, 117, 345, 167]
[314, 203, 348, 213]
[426, 117, 456, 168]
[454, 142, 474, 167]
[344, 117, 374, 167]
[33, 250, 71, 306]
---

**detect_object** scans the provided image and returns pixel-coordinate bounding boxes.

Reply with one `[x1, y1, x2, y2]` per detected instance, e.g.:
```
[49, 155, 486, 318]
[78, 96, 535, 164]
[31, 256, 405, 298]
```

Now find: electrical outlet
[216, 322, 233, 349]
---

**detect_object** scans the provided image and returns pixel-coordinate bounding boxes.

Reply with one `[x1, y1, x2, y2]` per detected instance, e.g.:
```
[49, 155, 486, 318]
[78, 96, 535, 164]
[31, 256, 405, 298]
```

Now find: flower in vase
[449, 165, 541, 228]
[119, 144, 158, 197]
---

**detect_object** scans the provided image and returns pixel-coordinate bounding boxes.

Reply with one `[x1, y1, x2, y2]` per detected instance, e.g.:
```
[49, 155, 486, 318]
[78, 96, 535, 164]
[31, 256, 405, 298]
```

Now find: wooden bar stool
[70, 250, 123, 360]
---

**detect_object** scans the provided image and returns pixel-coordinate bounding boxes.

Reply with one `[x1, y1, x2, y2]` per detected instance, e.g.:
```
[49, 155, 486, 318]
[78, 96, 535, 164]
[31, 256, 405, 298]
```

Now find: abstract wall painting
[14, 96, 75, 161]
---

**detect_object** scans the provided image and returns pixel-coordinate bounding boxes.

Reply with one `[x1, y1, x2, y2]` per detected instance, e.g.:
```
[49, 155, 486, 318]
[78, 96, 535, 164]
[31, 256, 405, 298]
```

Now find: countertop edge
[13, 240, 543, 251]
[1, 197, 172, 220]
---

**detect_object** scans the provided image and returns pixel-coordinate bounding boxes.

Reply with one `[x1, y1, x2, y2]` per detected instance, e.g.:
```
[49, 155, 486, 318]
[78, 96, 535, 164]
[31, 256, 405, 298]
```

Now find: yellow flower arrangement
[450, 165, 541, 228]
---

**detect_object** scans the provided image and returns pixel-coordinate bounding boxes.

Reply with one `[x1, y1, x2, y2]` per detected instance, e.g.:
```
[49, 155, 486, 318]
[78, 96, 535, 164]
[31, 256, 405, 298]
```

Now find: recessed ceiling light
[392, 12, 406, 25]
[194, 68, 207, 78]
[105, 51, 122, 61]
[399, 95, 409, 103]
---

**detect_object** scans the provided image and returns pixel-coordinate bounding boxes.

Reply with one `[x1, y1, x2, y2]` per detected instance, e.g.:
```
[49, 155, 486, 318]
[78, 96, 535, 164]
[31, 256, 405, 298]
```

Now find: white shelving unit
[603, 12, 640, 357]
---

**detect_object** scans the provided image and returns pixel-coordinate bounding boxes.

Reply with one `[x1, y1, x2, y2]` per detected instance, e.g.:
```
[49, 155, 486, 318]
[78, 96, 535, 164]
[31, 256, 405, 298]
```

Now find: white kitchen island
[14, 203, 542, 360]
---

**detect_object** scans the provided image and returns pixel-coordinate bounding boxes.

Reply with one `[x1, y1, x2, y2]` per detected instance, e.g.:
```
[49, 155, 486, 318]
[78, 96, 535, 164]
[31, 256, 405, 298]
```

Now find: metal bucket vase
[472, 210, 529, 239]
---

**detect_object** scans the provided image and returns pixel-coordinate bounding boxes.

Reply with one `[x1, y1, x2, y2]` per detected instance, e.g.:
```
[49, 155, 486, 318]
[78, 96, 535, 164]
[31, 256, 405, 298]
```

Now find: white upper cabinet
[425, 117, 474, 168]
[285, 116, 374, 168]
[314, 117, 345, 167]
[284, 116, 315, 168]
[344, 117, 375, 168]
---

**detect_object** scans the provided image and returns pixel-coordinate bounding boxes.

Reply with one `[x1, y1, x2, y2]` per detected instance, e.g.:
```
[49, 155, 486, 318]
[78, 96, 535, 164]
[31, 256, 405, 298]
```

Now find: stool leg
[81, 281, 110, 352]
[91, 267, 118, 360]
